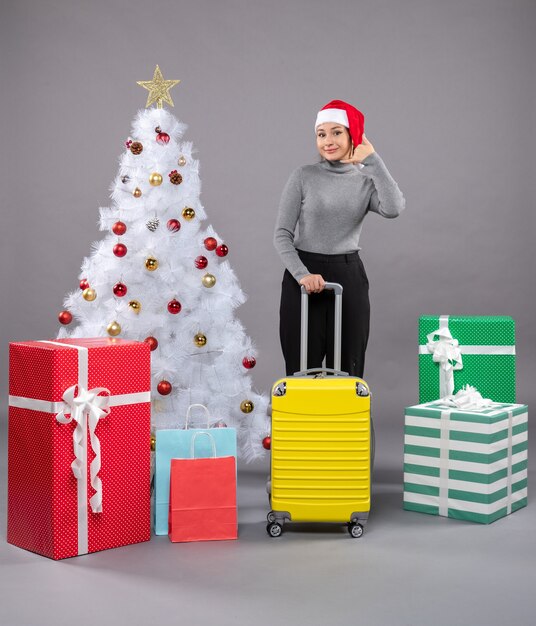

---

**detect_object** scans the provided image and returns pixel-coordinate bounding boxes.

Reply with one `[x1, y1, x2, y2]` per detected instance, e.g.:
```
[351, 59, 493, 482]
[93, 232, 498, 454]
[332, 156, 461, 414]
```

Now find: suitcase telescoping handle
[299, 282, 343, 375]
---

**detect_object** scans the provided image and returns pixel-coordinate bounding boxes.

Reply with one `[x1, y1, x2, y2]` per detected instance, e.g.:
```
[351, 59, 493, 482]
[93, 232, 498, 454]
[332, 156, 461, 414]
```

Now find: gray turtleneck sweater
[274, 152, 405, 281]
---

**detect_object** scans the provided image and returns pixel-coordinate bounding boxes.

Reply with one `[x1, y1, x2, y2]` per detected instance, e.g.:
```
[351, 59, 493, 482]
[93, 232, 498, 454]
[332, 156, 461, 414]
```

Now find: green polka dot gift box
[404, 399, 528, 524]
[418, 316, 516, 404]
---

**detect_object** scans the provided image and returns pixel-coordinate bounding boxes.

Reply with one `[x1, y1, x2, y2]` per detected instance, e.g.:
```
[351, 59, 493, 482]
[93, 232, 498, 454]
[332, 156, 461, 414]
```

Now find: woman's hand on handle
[299, 274, 326, 294]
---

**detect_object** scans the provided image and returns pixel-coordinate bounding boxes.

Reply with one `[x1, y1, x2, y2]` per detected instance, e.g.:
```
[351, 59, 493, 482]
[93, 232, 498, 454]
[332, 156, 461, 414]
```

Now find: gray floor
[1, 422, 534, 626]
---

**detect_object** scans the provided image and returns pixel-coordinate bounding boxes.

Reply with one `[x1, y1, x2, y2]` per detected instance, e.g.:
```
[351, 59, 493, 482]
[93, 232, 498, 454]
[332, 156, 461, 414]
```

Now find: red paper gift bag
[169, 432, 237, 542]
[7, 338, 151, 559]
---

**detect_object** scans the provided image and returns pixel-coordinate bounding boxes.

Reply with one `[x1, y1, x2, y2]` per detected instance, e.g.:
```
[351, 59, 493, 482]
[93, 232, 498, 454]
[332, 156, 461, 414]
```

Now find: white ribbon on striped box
[8, 340, 150, 555]
[431, 387, 516, 518]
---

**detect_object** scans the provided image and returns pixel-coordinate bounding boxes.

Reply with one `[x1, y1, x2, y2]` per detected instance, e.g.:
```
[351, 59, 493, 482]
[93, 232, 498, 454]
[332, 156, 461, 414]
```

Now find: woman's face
[316, 123, 352, 161]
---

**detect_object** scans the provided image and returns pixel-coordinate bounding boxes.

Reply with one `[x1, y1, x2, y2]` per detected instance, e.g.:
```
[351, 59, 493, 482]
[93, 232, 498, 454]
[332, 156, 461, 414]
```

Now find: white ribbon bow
[426, 327, 463, 397]
[443, 385, 493, 411]
[56, 385, 111, 513]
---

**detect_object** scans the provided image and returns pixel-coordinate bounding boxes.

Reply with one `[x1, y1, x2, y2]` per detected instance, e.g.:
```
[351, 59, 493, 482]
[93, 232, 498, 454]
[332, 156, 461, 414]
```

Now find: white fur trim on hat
[315, 108, 349, 130]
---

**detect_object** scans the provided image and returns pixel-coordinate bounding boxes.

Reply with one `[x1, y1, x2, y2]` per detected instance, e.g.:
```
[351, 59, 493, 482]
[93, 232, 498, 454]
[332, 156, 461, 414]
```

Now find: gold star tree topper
[137, 65, 180, 109]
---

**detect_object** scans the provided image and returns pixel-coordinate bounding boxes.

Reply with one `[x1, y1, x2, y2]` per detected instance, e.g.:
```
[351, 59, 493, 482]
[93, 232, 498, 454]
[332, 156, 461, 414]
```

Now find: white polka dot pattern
[419, 316, 516, 404]
[7, 338, 151, 560]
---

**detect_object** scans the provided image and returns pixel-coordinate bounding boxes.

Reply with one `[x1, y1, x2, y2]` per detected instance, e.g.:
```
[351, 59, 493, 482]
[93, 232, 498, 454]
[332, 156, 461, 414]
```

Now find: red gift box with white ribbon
[7, 338, 151, 559]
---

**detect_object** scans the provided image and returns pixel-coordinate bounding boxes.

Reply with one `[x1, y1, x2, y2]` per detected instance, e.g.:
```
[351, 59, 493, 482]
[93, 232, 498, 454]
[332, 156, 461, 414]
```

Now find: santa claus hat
[315, 100, 365, 147]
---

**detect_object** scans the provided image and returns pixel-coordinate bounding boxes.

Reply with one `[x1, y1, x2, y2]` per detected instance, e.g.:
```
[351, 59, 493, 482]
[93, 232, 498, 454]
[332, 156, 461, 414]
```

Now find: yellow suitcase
[267, 283, 372, 538]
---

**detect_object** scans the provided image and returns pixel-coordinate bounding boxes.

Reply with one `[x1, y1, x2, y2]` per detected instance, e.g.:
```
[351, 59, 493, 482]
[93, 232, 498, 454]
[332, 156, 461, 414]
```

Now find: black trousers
[279, 250, 370, 377]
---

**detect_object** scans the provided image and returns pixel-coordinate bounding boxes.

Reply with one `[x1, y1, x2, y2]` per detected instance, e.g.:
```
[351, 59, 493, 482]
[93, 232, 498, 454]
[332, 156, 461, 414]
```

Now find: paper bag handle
[185, 403, 210, 429]
[190, 431, 217, 458]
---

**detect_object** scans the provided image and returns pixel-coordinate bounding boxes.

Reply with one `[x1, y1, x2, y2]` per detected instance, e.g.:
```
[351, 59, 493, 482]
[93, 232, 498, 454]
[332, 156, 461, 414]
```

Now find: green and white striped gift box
[404, 401, 528, 524]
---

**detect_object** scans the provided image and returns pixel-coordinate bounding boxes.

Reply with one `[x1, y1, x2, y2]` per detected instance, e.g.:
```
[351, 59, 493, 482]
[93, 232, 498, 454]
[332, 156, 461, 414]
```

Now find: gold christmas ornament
[129, 300, 142, 314]
[149, 172, 163, 186]
[178, 155, 187, 167]
[182, 207, 195, 221]
[145, 257, 159, 271]
[107, 321, 121, 336]
[201, 273, 216, 288]
[133, 187, 142, 198]
[82, 288, 97, 302]
[194, 333, 207, 347]
[240, 400, 254, 414]
[150, 433, 156, 452]
[137, 65, 181, 109]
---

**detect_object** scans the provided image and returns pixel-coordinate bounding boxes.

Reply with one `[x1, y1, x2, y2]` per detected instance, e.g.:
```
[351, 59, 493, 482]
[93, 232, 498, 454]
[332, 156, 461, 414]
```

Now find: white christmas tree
[57, 66, 269, 460]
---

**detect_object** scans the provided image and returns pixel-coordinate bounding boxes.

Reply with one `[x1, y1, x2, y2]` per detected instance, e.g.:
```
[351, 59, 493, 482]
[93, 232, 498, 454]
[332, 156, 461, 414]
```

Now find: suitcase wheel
[267, 522, 283, 538]
[267, 511, 276, 523]
[348, 523, 364, 538]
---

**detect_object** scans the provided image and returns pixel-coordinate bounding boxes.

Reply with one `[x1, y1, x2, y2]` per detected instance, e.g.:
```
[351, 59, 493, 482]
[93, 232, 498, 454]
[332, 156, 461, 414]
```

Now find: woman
[274, 100, 405, 377]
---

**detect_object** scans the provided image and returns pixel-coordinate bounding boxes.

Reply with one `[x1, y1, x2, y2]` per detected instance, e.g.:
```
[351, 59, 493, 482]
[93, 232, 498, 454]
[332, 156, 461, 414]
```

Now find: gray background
[1, 1, 535, 625]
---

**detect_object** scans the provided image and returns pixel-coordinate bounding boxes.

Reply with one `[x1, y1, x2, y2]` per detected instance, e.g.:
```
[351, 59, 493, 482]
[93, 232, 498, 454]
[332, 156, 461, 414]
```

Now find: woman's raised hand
[341, 134, 375, 164]
[299, 274, 326, 294]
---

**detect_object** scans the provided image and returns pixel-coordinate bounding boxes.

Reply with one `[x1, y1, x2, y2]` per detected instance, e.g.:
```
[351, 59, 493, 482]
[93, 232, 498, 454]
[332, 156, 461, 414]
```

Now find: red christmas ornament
[204, 237, 217, 251]
[58, 310, 72, 325]
[262, 436, 271, 450]
[112, 221, 127, 236]
[194, 255, 208, 269]
[216, 244, 229, 257]
[113, 282, 127, 297]
[125, 139, 133, 149]
[242, 356, 256, 369]
[144, 336, 158, 351]
[157, 380, 172, 395]
[113, 243, 127, 257]
[167, 299, 182, 314]
[79, 278, 90, 290]
[167, 218, 181, 233]
[156, 132, 170, 145]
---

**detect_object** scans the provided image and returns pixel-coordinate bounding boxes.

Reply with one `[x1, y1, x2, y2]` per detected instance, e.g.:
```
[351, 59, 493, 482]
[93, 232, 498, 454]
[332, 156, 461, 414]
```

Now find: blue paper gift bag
[154, 404, 237, 535]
